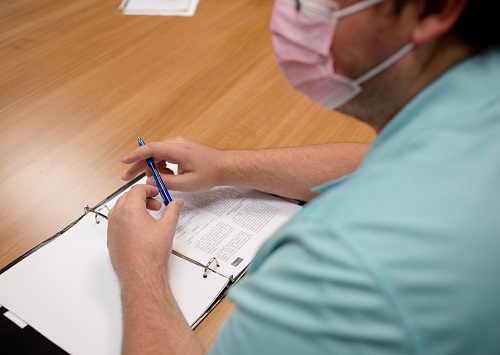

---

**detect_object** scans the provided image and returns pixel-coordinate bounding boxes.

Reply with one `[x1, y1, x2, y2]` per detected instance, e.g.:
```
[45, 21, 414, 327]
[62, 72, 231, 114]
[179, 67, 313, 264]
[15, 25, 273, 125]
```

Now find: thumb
[159, 198, 184, 232]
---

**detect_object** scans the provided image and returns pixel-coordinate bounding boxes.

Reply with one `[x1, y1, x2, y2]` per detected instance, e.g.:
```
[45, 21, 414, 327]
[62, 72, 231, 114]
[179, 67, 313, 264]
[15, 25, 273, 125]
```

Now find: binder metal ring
[203, 257, 220, 278]
[84, 205, 109, 224]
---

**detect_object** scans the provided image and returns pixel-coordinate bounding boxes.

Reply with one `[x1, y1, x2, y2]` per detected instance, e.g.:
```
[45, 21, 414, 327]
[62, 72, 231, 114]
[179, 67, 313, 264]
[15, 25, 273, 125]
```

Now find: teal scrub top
[210, 48, 500, 354]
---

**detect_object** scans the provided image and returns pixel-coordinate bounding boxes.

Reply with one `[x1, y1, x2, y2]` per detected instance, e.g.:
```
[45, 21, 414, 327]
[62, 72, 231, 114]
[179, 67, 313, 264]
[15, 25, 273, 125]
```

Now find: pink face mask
[271, 0, 414, 110]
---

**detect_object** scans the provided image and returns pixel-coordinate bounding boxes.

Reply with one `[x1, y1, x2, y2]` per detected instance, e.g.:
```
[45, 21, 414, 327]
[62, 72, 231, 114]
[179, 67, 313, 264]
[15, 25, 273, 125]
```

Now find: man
[107, 0, 500, 353]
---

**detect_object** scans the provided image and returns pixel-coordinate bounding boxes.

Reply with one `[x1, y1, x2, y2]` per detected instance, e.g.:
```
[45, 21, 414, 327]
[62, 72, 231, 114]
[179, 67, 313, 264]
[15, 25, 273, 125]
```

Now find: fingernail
[177, 199, 184, 209]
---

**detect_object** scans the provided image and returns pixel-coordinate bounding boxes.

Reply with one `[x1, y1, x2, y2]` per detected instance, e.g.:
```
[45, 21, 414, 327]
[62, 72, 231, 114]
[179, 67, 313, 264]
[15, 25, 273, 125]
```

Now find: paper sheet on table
[119, 0, 199, 16]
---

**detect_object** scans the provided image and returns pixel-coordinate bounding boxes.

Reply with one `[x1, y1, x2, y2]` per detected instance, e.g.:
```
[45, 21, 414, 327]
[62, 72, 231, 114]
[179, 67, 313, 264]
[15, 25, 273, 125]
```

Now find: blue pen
[138, 137, 173, 206]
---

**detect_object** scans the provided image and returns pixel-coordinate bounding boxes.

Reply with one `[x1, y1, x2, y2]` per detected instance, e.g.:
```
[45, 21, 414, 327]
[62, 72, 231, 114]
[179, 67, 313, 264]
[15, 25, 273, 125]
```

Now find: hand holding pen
[137, 137, 173, 206]
[121, 137, 222, 194]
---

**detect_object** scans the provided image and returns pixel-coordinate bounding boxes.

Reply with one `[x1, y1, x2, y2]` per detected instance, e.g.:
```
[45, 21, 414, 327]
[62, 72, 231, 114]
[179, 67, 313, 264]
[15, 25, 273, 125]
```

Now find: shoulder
[211, 220, 416, 355]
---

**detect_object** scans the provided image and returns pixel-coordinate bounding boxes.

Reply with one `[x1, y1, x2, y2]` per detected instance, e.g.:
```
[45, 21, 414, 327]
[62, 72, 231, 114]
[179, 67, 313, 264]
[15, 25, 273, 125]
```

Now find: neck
[339, 35, 475, 133]
[374, 35, 475, 132]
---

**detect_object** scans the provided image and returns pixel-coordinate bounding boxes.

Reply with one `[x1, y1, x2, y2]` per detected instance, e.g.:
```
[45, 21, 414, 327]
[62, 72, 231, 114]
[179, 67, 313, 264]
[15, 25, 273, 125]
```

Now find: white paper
[157, 164, 302, 277]
[120, 0, 199, 17]
[0, 178, 301, 354]
[158, 187, 302, 278]
[0, 212, 229, 354]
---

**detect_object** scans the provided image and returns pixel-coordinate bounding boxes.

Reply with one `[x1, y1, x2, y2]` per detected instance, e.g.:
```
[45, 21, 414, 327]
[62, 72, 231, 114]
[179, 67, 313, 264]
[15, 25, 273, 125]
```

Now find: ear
[411, 0, 468, 44]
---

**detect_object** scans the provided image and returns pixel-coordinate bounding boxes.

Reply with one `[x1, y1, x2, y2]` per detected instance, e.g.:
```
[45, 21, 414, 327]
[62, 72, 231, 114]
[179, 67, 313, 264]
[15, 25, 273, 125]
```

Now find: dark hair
[394, 0, 500, 50]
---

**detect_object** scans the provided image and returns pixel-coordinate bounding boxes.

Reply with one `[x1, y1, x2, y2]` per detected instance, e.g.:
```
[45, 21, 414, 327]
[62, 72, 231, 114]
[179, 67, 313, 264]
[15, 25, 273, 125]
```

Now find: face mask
[271, 0, 415, 110]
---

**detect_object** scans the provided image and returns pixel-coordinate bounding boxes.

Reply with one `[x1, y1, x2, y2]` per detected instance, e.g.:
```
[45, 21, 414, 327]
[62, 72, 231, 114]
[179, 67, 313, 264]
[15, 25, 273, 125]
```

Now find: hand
[107, 184, 184, 281]
[121, 137, 223, 193]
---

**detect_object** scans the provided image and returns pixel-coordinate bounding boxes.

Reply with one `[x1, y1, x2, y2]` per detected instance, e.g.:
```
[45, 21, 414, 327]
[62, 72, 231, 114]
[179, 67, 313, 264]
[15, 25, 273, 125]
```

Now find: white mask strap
[353, 43, 415, 85]
[335, 0, 386, 19]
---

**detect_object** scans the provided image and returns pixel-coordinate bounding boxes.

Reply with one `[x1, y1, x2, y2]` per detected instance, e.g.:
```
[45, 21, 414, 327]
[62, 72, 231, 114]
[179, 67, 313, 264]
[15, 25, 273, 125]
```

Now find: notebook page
[153, 187, 302, 278]
[0, 212, 228, 355]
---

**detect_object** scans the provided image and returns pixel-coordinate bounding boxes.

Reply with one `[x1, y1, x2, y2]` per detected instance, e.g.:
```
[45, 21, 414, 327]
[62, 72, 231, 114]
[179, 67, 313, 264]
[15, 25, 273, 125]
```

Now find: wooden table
[0, 0, 375, 350]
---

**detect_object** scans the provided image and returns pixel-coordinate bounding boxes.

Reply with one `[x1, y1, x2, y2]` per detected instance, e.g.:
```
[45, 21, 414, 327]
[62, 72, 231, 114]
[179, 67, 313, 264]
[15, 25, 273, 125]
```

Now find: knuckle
[171, 136, 185, 142]
[143, 144, 155, 156]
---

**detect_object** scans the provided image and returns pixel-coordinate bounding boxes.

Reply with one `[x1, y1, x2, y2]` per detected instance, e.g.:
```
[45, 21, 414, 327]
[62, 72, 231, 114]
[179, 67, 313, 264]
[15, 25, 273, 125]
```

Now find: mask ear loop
[327, 0, 414, 86]
[353, 43, 415, 86]
[334, 0, 386, 19]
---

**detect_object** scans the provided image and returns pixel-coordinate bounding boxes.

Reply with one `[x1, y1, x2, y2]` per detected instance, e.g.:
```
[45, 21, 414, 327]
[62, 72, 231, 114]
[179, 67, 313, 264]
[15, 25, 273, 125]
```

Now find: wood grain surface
[0, 0, 375, 349]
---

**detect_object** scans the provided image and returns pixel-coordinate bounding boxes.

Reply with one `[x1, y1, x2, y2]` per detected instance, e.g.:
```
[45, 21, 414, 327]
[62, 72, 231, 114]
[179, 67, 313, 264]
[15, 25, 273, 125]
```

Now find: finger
[124, 184, 160, 205]
[123, 140, 190, 166]
[122, 138, 193, 181]
[121, 143, 166, 181]
[121, 160, 148, 181]
[121, 146, 175, 182]
[121, 144, 161, 164]
[108, 191, 129, 223]
[113, 190, 129, 211]
[145, 197, 162, 211]
[145, 167, 174, 187]
[160, 172, 208, 192]
[121, 145, 153, 164]
[146, 176, 155, 186]
[159, 198, 184, 232]
[108, 205, 115, 220]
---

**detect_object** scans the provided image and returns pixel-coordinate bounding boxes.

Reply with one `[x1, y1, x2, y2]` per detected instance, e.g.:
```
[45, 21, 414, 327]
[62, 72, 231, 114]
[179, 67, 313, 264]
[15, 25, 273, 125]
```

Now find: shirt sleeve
[209, 221, 414, 355]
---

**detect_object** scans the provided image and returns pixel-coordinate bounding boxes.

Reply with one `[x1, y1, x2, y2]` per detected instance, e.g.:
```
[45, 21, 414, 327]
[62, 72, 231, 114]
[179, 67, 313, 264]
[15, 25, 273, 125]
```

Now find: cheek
[331, 10, 410, 79]
[332, 15, 382, 78]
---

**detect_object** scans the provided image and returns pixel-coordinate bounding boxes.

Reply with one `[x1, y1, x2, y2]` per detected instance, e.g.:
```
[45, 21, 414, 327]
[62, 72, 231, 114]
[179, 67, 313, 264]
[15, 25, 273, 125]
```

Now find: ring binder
[0, 174, 301, 353]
